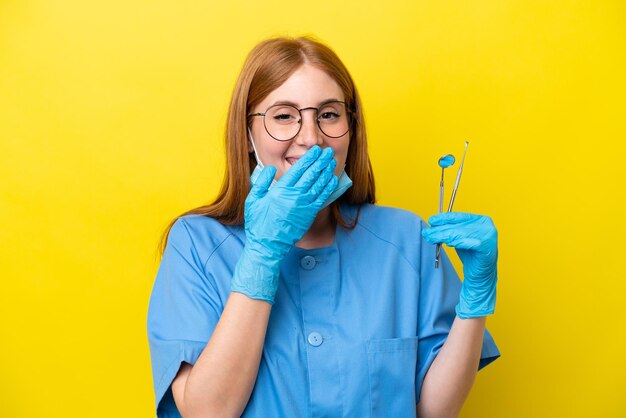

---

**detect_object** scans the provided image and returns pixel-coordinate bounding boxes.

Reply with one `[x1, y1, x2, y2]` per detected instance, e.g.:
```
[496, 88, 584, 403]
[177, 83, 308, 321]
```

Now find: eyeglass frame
[247, 100, 356, 142]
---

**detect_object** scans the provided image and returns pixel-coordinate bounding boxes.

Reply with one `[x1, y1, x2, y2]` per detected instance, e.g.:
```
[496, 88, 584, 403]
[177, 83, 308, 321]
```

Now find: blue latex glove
[421, 212, 498, 319]
[231, 145, 338, 304]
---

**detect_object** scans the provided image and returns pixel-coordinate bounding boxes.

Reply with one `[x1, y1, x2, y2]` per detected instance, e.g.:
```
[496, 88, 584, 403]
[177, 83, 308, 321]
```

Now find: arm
[419, 212, 499, 417]
[172, 292, 271, 418]
[416, 315, 486, 418]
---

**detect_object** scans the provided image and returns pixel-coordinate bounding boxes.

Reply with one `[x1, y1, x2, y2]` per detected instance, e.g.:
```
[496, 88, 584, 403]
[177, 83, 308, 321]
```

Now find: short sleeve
[414, 220, 501, 403]
[147, 218, 224, 417]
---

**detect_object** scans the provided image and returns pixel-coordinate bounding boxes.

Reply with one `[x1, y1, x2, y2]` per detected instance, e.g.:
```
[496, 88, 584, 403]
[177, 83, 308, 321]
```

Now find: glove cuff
[455, 271, 498, 319]
[230, 245, 281, 305]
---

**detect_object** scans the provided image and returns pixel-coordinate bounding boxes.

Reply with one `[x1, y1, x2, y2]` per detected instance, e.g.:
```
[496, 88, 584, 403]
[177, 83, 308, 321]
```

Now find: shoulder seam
[178, 217, 235, 280]
[356, 221, 420, 276]
[203, 233, 236, 271]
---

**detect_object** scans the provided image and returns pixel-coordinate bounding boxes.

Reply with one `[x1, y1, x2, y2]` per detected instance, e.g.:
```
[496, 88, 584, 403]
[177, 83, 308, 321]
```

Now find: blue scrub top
[147, 202, 500, 418]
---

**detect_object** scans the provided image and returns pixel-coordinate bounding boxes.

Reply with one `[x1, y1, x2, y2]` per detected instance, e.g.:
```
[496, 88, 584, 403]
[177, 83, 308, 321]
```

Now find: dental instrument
[435, 141, 469, 268]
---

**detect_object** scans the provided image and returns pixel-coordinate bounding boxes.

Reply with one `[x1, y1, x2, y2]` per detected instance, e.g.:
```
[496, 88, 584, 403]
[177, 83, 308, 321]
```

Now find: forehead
[259, 64, 344, 108]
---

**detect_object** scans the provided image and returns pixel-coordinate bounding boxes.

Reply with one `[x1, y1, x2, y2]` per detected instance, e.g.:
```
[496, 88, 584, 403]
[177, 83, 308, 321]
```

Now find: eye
[319, 111, 340, 120]
[318, 102, 345, 122]
[268, 106, 299, 124]
[274, 113, 295, 121]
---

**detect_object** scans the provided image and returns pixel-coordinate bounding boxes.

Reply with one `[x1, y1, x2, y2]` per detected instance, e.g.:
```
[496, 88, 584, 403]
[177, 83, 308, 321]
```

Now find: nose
[293, 108, 324, 148]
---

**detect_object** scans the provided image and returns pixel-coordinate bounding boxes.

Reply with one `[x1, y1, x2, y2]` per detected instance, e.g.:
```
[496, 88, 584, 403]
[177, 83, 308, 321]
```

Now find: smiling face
[248, 63, 350, 180]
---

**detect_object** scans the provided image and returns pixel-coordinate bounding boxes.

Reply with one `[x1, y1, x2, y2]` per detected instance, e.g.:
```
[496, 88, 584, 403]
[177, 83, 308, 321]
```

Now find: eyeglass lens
[263, 101, 350, 141]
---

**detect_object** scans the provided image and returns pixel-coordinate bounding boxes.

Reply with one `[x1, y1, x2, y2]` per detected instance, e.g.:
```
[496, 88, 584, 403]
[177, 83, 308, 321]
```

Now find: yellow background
[1, 0, 625, 416]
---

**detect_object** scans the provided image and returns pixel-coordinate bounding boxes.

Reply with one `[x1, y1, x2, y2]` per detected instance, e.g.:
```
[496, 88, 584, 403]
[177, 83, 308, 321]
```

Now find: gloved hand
[231, 145, 338, 304]
[421, 212, 498, 319]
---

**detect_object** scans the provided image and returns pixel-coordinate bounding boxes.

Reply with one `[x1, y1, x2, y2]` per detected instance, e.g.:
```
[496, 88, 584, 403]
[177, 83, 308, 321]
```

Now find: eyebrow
[270, 98, 343, 107]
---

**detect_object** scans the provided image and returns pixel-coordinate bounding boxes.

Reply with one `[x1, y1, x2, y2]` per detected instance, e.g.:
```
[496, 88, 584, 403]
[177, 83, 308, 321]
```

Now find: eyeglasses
[248, 100, 355, 142]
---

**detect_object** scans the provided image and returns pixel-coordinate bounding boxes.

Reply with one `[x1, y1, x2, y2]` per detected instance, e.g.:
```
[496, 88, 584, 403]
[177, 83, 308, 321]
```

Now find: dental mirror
[435, 142, 470, 268]
[438, 154, 456, 213]
[438, 154, 456, 169]
[435, 154, 455, 268]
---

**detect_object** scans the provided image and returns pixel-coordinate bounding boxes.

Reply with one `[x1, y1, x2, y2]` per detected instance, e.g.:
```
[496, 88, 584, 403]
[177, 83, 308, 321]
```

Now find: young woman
[147, 36, 500, 418]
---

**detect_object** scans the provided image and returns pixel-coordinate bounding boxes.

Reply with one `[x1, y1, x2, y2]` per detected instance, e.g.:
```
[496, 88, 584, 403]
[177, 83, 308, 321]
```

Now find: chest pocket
[366, 336, 419, 418]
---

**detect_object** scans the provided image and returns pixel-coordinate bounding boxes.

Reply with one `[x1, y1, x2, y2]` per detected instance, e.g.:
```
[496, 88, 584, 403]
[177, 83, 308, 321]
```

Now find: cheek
[332, 148, 349, 176]
[335, 156, 346, 177]
[265, 144, 293, 179]
[258, 138, 289, 162]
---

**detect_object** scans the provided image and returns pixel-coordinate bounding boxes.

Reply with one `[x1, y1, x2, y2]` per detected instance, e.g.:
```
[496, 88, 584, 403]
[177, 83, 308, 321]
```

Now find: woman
[147, 36, 500, 418]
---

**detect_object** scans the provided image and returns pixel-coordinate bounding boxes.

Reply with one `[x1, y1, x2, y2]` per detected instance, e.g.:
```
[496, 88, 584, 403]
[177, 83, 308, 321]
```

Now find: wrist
[230, 244, 282, 304]
[456, 271, 498, 319]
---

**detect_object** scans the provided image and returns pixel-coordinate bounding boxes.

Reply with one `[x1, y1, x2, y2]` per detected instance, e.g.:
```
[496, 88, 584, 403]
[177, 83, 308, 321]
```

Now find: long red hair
[159, 36, 376, 256]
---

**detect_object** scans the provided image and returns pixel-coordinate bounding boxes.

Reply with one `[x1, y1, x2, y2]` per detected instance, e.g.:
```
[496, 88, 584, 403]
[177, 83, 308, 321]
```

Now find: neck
[296, 206, 335, 249]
